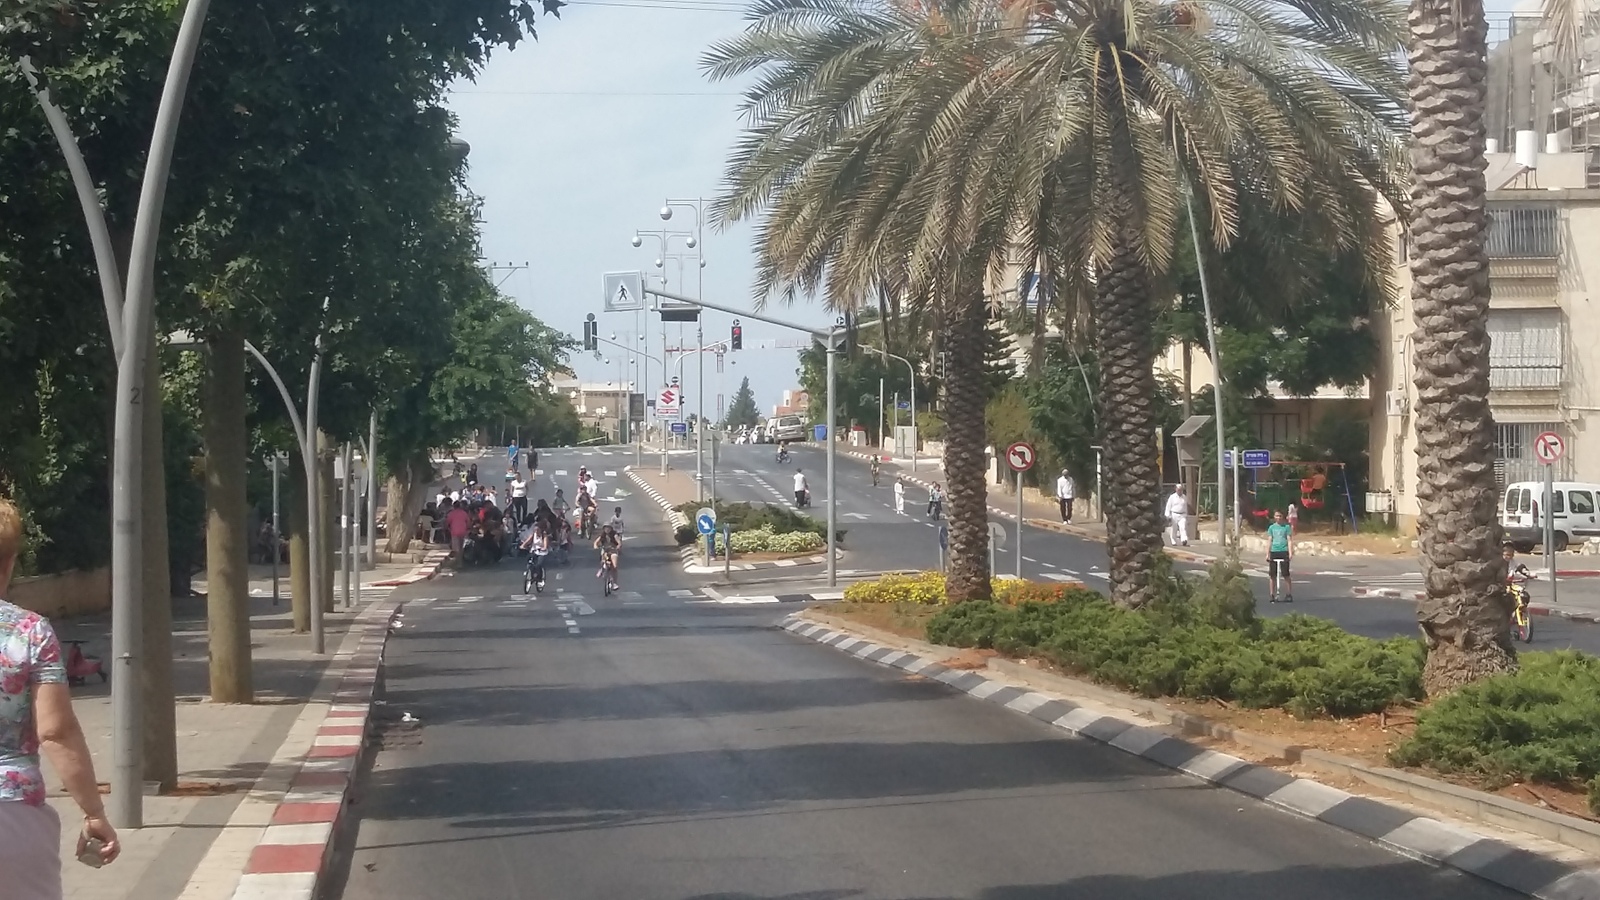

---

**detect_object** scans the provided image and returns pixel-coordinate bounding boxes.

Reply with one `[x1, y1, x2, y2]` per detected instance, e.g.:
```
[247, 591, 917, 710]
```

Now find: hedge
[704, 527, 824, 554]
[671, 500, 844, 546]
[1390, 650, 1600, 814]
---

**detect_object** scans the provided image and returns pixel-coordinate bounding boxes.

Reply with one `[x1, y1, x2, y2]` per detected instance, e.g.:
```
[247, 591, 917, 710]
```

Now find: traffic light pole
[646, 287, 841, 587]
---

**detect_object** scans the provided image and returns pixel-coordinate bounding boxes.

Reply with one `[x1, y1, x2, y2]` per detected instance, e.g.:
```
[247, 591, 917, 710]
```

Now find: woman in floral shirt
[0, 499, 119, 897]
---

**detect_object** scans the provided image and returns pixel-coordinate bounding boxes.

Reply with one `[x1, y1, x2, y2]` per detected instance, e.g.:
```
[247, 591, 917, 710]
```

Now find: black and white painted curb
[781, 615, 1600, 899]
[626, 467, 691, 531]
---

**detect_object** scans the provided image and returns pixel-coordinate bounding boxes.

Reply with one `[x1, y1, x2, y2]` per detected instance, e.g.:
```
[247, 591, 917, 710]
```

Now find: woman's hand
[79, 815, 120, 865]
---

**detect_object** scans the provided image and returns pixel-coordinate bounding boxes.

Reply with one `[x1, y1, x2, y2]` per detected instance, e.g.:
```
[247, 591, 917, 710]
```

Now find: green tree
[709, 0, 1404, 605]
[724, 377, 760, 429]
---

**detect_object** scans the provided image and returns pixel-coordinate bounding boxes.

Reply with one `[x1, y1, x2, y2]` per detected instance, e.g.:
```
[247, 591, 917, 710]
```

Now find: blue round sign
[696, 511, 716, 535]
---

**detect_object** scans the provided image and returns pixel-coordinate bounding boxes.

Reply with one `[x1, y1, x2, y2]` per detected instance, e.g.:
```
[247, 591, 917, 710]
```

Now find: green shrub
[671, 500, 845, 543]
[1391, 651, 1600, 810]
[922, 597, 1424, 718]
[712, 527, 825, 554]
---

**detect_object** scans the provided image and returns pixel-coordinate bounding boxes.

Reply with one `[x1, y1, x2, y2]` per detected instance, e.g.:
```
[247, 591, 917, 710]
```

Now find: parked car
[1501, 481, 1600, 552]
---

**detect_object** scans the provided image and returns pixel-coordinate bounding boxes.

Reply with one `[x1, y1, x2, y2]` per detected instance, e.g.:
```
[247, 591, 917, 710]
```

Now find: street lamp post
[597, 334, 665, 472]
[630, 229, 695, 403]
[661, 200, 711, 500]
[860, 346, 917, 470]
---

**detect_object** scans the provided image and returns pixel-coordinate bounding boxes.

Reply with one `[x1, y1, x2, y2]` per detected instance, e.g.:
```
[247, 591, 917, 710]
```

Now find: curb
[225, 596, 407, 900]
[1350, 586, 1600, 624]
[625, 466, 690, 531]
[780, 614, 1600, 899]
[368, 550, 451, 586]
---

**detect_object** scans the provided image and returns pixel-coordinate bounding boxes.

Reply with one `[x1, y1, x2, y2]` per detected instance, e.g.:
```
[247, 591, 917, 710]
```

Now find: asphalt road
[330, 446, 1519, 900]
[714, 444, 1600, 654]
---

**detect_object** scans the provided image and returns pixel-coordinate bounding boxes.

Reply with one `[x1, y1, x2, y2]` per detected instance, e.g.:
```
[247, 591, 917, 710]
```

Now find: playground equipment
[1241, 461, 1360, 532]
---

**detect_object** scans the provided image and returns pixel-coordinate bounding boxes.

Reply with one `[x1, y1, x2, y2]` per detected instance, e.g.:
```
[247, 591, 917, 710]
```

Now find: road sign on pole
[1534, 431, 1565, 464]
[697, 508, 716, 534]
[657, 386, 681, 418]
[1005, 441, 1036, 472]
[670, 421, 688, 435]
[602, 271, 646, 312]
[1242, 449, 1272, 469]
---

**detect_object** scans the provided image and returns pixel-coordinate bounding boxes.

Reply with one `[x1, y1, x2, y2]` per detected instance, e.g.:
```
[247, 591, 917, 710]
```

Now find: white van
[772, 414, 808, 443]
[1501, 481, 1600, 552]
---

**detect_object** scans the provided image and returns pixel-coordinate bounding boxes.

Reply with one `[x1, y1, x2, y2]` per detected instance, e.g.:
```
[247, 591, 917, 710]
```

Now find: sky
[446, 0, 1533, 422]
[445, 0, 835, 422]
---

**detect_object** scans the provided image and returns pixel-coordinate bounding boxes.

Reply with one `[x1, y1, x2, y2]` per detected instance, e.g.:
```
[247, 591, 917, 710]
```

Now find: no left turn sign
[1006, 441, 1036, 472]
[1534, 431, 1565, 464]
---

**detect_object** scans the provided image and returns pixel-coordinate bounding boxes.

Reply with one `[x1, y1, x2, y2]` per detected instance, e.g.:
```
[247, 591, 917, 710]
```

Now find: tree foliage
[723, 376, 760, 429]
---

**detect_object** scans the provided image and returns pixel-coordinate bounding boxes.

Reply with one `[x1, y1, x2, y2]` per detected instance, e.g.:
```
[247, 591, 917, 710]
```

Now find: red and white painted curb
[226, 598, 405, 900]
[369, 549, 451, 586]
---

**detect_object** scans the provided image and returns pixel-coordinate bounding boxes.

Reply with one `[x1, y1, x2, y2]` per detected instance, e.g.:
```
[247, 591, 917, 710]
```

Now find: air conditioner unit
[1385, 391, 1409, 417]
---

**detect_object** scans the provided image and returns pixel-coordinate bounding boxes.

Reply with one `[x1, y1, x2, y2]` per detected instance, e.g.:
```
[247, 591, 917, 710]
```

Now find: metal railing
[1486, 205, 1559, 258]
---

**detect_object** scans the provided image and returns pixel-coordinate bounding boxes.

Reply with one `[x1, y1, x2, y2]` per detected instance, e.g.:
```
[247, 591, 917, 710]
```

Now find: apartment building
[1369, 150, 1600, 529]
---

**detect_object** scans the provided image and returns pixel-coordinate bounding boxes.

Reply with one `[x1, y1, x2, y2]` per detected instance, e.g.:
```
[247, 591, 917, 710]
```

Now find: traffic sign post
[670, 421, 688, 435]
[1005, 442, 1035, 578]
[697, 507, 716, 568]
[602, 271, 646, 312]
[1242, 449, 1272, 469]
[987, 521, 1007, 578]
[1536, 431, 1564, 609]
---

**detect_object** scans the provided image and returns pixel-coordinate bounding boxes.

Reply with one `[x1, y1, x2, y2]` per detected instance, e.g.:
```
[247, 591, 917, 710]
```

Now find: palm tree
[1401, 0, 1593, 691]
[709, 0, 1406, 606]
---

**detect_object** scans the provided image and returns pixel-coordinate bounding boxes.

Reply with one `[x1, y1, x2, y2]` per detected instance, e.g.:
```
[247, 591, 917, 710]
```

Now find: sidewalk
[626, 464, 703, 512]
[51, 552, 435, 900]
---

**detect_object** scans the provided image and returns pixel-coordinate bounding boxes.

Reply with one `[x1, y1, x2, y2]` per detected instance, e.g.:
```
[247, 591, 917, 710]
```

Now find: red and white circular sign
[1534, 431, 1565, 464]
[1005, 441, 1036, 472]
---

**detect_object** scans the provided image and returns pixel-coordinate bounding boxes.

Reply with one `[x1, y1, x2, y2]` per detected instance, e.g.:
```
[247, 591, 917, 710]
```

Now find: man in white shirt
[893, 477, 905, 515]
[1055, 469, 1076, 523]
[1164, 484, 1190, 546]
[509, 476, 528, 523]
[793, 469, 809, 506]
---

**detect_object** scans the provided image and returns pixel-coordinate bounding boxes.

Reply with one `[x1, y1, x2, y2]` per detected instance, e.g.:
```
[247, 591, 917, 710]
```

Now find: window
[1495, 422, 1570, 485]
[1252, 413, 1302, 449]
[1486, 205, 1559, 257]
[1571, 491, 1595, 515]
[1488, 309, 1562, 389]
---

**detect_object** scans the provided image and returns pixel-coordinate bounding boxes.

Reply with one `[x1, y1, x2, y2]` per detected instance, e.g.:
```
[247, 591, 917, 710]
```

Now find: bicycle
[598, 548, 618, 596]
[523, 550, 547, 595]
[578, 507, 597, 540]
[1508, 565, 1534, 643]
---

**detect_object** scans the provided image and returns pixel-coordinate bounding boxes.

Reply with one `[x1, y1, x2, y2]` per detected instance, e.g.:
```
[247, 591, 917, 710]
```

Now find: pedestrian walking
[445, 500, 471, 558]
[509, 475, 529, 523]
[0, 498, 120, 897]
[1164, 484, 1190, 546]
[927, 482, 944, 520]
[894, 478, 905, 515]
[1055, 469, 1076, 523]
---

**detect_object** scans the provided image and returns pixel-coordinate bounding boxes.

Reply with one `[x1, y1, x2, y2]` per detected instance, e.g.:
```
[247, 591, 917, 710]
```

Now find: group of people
[513, 467, 623, 591]
[889, 476, 944, 519]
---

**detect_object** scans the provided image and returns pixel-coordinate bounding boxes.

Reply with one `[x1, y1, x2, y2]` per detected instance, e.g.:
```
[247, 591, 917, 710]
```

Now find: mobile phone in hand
[78, 837, 106, 868]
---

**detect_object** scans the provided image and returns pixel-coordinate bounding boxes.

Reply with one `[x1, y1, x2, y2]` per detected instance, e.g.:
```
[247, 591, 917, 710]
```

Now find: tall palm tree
[709, 0, 1406, 606]
[1401, 0, 1591, 692]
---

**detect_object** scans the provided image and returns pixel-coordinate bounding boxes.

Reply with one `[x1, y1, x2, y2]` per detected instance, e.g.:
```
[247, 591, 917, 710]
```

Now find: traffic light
[731, 319, 743, 351]
[583, 313, 597, 351]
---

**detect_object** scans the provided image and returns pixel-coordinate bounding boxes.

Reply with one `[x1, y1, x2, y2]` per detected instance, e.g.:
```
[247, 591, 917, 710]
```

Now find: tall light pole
[1185, 186, 1230, 544]
[598, 334, 665, 471]
[860, 345, 917, 471]
[662, 199, 710, 500]
[631, 229, 695, 437]
[102, 0, 216, 829]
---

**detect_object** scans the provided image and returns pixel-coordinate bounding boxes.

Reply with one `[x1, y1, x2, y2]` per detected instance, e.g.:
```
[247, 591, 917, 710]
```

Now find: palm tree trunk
[942, 287, 993, 602]
[1094, 175, 1165, 608]
[202, 326, 253, 702]
[1407, 0, 1515, 691]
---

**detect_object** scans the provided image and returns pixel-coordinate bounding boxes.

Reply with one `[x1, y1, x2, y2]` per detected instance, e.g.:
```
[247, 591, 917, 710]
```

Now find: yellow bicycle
[1508, 566, 1534, 643]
